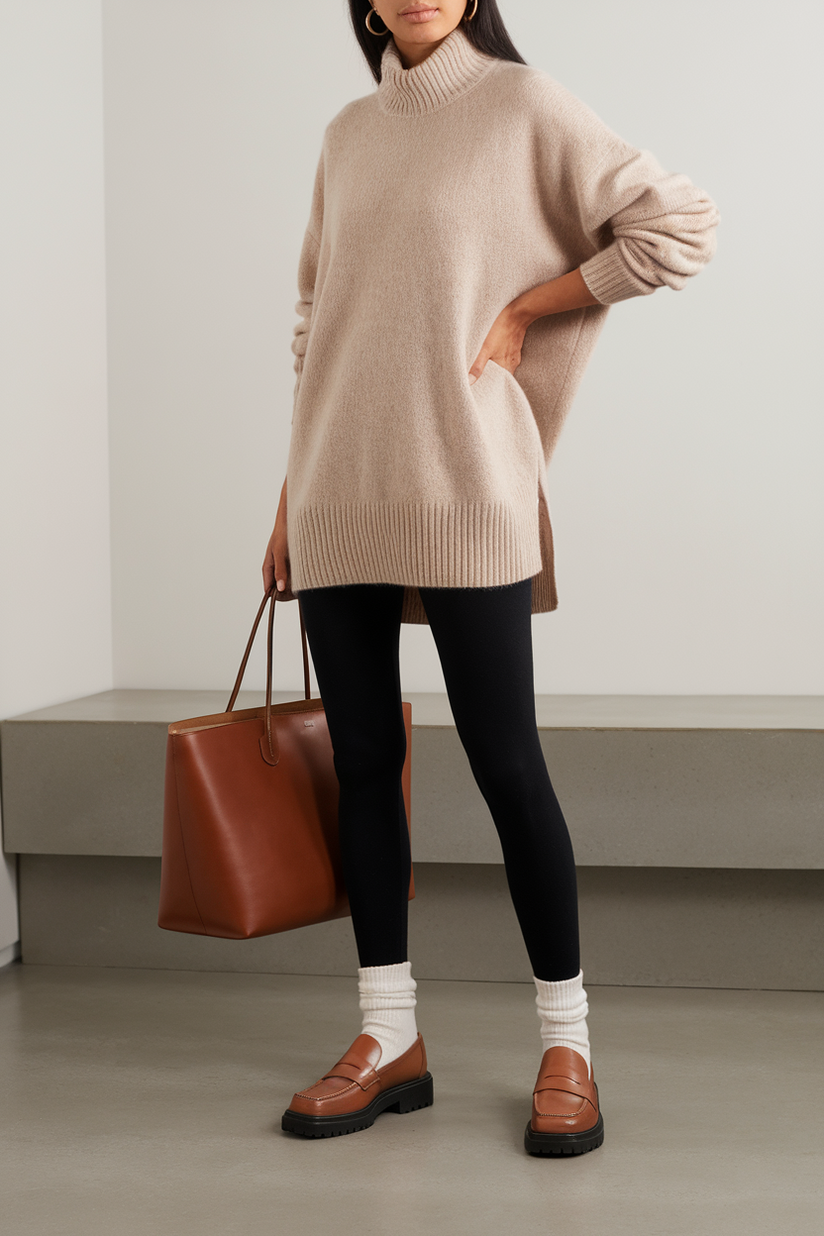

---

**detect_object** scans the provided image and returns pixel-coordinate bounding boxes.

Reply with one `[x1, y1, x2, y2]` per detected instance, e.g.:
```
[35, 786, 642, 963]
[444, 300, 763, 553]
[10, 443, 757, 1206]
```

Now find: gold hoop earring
[365, 6, 389, 35]
[463, 0, 479, 21]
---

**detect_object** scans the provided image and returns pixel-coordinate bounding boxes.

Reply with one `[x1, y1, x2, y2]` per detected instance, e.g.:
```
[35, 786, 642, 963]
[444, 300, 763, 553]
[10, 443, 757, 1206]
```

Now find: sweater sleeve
[291, 148, 325, 410]
[576, 142, 720, 305]
[291, 228, 320, 402]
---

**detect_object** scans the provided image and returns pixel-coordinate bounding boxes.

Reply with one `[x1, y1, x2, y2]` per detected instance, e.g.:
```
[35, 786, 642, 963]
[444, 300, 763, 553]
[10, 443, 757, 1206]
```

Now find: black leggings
[298, 578, 580, 982]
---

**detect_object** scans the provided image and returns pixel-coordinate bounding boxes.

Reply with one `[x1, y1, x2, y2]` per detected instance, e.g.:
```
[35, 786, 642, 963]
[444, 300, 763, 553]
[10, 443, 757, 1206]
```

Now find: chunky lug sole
[524, 1109, 604, 1157]
[281, 1072, 434, 1139]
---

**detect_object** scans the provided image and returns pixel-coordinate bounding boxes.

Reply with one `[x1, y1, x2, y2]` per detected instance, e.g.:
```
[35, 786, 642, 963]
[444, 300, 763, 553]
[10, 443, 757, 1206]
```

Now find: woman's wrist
[471, 269, 601, 380]
[511, 268, 601, 326]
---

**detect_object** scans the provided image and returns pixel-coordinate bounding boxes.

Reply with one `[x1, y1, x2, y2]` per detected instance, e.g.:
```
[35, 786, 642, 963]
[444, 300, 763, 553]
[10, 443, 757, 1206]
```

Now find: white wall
[103, 0, 365, 696]
[520, 0, 824, 695]
[0, 0, 112, 956]
[99, 0, 820, 696]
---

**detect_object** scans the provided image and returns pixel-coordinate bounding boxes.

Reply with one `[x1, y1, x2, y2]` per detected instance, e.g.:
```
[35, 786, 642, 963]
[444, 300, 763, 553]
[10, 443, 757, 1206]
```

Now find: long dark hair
[348, 1, 528, 84]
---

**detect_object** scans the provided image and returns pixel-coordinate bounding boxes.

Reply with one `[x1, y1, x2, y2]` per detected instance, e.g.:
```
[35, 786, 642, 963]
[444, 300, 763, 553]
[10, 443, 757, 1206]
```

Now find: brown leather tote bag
[158, 588, 414, 939]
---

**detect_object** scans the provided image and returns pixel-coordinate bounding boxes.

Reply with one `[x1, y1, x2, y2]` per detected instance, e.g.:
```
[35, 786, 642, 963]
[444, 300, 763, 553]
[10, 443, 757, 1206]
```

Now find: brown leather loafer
[525, 1045, 604, 1156]
[281, 1032, 433, 1138]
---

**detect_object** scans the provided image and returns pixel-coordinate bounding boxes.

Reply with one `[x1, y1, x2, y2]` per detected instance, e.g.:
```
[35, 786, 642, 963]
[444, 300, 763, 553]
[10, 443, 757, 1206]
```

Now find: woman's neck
[394, 34, 450, 70]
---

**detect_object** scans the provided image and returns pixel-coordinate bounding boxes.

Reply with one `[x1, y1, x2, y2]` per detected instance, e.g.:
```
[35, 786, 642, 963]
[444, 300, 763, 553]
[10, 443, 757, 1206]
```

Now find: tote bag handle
[225, 589, 312, 764]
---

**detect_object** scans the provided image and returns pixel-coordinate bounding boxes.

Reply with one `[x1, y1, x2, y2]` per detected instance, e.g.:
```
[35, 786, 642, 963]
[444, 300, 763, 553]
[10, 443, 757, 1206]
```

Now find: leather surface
[531, 1046, 600, 1135]
[159, 699, 414, 938]
[158, 590, 414, 938]
[288, 1033, 428, 1118]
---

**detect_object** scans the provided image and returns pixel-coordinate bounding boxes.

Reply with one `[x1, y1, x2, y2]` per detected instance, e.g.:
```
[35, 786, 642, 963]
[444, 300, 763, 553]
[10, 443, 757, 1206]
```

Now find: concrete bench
[3, 691, 823, 989]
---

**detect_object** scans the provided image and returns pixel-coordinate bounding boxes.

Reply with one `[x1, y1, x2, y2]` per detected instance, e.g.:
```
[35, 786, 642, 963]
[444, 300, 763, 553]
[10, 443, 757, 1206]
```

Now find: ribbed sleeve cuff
[580, 241, 654, 305]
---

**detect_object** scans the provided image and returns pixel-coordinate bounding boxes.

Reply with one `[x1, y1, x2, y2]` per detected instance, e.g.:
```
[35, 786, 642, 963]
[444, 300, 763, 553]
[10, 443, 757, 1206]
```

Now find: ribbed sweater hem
[290, 498, 543, 592]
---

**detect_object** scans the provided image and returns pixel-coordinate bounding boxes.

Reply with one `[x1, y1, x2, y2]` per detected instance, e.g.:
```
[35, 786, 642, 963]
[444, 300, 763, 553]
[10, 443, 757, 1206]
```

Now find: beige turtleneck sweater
[285, 26, 719, 623]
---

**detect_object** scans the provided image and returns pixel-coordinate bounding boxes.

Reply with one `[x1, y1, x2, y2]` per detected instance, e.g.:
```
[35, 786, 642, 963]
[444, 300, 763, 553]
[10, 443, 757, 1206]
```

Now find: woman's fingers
[468, 349, 486, 385]
[263, 555, 288, 594]
[273, 540, 290, 593]
[262, 531, 282, 593]
[264, 479, 290, 595]
[262, 549, 274, 593]
[470, 303, 530, 381]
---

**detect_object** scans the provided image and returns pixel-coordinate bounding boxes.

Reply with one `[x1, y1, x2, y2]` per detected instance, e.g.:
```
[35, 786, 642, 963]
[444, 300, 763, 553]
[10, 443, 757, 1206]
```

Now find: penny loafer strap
[533, 1073, 593, 1101]
[323, 1060, 380, 1091]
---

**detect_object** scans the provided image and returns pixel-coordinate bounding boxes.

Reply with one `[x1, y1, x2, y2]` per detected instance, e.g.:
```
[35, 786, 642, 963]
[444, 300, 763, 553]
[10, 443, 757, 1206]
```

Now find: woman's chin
[394, 26, 451, 47]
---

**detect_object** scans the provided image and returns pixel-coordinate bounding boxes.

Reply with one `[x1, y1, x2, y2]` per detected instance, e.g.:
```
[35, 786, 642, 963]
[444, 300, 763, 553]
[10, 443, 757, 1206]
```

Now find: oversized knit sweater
[285, 26, 719, 624]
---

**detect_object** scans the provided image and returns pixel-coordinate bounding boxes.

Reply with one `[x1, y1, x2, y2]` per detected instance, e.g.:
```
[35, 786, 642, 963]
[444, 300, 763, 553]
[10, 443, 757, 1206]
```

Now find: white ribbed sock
[357, 960, 419, 1067]
[533, 969, 591, 1070]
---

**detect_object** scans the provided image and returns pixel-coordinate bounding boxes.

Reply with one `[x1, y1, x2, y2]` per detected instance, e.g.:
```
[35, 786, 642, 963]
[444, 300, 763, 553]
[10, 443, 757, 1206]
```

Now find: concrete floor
[1, 966, 822, 1236]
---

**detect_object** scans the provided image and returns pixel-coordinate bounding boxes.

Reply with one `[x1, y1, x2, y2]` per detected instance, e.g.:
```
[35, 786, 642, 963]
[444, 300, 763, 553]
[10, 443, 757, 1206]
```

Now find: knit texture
[286, 27, 719, 622]
[358, 961, 419, 1067]
[534, 970, 591, 1069]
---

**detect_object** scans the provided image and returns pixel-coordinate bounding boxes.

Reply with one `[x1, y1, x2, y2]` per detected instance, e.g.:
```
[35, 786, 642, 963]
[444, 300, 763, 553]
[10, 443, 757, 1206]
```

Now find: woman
[264, 0, 719, 1154]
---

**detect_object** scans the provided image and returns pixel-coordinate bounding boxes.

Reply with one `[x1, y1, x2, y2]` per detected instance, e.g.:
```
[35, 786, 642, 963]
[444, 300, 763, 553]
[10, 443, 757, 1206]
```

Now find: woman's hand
[262, 476, 290, 594]
[469, 269, 601, 384]
[468, 302, 530, 383]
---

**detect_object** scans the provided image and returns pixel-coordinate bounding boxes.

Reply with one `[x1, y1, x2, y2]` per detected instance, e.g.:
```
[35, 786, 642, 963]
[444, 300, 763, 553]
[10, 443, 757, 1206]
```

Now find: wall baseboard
[0, 941, 21, 970]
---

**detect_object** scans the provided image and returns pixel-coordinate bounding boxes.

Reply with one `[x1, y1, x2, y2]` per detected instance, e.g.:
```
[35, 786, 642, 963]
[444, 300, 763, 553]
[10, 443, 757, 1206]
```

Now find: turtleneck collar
[377, 24, 497, 117]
